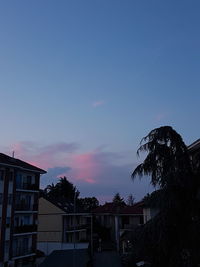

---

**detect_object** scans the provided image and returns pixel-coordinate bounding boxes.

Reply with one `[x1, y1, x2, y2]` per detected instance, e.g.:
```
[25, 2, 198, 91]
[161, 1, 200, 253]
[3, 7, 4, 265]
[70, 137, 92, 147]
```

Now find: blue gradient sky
[0, 1, 199, 202]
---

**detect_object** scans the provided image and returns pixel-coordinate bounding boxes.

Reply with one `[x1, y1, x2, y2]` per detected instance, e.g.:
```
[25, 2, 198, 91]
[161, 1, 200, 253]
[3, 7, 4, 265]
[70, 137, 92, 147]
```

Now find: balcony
[65, 223, 89, 232]
[14, 224, 37, 234]
[16, 183, 39, 191]
[120, 224, 142, 230]
[12, 247, 34, 258]
[15, 203, 38, 212]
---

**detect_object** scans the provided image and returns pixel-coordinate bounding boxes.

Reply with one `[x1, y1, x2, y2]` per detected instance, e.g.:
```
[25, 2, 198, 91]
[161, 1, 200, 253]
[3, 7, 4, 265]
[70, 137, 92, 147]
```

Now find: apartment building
[37, 197, 91, 255]
[93, 202, 144, 251]
[0, 153, 46, 267]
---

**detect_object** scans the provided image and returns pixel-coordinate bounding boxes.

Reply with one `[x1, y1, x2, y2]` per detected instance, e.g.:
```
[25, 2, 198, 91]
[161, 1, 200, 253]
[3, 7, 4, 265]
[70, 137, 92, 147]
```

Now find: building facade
[37, 197, 91, 255]
[93, 202, 144, 251]
[0, 153, 46, 267]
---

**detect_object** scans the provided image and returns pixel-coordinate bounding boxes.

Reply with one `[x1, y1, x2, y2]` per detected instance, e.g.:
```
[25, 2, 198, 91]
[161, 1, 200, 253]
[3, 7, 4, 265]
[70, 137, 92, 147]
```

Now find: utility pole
[91, 215, 93, 257]
[73, 193, 76, 267]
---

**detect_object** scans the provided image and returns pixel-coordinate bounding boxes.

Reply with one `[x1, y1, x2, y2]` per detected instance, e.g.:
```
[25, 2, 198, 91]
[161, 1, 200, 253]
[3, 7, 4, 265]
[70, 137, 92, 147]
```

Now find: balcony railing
[14, 224, 37, 234]
[65, 223, 89, 232]
[13, 247, 34, 258]
[16, 183, 39, 191]
[15, 203, 38, 211]
[121, 224, 141, 230]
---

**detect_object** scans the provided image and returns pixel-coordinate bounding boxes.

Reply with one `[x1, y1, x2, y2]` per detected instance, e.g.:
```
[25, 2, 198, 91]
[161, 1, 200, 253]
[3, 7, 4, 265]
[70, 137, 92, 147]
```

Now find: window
[5, 241, 9, 254]
[0, 193, 3, 204]
[24, 175, 31, 185]
[25, 195, 31, 206]
[24, 215, 30, 225]
[9, 172, 13, 181]
[0, 170, 4, 181]
[22, 237, 29, 252]
[16, 173, 22, 188]
[8, 194, 13, 205]
[6, 217, 11, 228]
[27, 176, 32, 184]
[14, 217, 19, 227]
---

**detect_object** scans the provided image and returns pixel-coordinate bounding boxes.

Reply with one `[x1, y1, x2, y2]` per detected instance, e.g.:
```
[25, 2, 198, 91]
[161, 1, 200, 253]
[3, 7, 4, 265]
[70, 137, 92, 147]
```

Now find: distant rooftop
[40, 196, 88, 214]
[188, 139, 200, 153]
[0, 153, 46, 174]
[93, 201, 143, 215]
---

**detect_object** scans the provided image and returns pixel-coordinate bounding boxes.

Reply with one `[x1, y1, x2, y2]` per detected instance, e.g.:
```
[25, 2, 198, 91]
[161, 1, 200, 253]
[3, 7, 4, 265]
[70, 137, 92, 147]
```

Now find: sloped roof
[41, 196, 87, 214]
[120, 202, 143, 214]
[188, 139, 200, 153]
[0, 153, 46, 174]
[93, 201, 143, 215]
[93, 202, 124, 214]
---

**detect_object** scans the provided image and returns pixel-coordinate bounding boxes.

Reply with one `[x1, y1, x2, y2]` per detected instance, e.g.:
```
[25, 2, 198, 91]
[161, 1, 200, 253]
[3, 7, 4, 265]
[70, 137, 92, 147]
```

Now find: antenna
[12, 151, 15, 158]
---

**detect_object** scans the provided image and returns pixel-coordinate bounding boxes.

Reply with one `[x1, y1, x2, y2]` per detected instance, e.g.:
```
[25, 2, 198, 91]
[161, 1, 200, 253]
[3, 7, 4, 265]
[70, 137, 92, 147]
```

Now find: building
[188, 138, 200, 171]
[93, 202, 144, 251]
[37, 197, 92, 255]
[0, 153, 46, 267]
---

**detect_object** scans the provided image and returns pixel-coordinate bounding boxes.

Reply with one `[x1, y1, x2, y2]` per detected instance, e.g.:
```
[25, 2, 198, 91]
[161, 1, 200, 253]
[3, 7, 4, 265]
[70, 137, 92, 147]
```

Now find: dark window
[0, 193, 3, 204]
[5, 241, 9, 254]
[0, 170, 4, 181]
[139, 215, 144, 225]
[6, 217, 11, 227]
[8, 194, 13, 205]
[122, 216, 129, 225]
[15, 217, 19, 227]
[23, 175, 32, 189]
[9, 172, 13, 181]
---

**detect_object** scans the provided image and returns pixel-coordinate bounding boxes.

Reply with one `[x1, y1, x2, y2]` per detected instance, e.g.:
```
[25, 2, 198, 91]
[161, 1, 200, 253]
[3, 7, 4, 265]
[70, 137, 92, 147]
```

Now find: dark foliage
[131, 126, 200, 267]
[113, 193, 126, 206]
[127, 194, 135, 206]
[42, 176, 80, 202]
[77, 197, 99, 212]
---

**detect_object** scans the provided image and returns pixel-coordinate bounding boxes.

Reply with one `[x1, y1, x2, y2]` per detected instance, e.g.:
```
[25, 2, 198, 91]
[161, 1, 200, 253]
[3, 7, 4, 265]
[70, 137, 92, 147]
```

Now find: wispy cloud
[155, 112, 168, 122]
[6, 142, 79, 169]
[92, 100, 105, 108]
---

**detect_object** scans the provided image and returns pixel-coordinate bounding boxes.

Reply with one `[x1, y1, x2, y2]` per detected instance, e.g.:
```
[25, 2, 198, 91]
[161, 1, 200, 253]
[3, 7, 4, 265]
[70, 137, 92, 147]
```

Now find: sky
[0, 0, 200, 203]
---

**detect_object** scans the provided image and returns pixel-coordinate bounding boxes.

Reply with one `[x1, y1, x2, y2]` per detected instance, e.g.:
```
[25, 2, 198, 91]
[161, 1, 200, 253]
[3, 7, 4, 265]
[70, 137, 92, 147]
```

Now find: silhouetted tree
[43, 177, 79, 202]
[113, 193, 126, 206]
[132, 126, 200, 267]
[77, 197, 99, 212]
[127, 194, 135, 206]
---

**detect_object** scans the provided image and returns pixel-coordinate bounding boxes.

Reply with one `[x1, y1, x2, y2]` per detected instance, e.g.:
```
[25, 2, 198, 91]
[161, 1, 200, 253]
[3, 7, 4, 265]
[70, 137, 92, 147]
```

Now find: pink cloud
[6, 142, 100, 184]
[155, 112, 169, 122]
[92, 100, 105, 107]
[8, 142, 79, 170]
[1, 141, 152, 202]
[69, 152, 102, 183]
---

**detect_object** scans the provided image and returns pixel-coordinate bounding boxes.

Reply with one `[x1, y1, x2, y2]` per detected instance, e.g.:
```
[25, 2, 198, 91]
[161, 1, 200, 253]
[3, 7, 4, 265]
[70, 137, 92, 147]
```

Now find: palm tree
[131, 126, 198, 267]
[44, 177, 80, 202]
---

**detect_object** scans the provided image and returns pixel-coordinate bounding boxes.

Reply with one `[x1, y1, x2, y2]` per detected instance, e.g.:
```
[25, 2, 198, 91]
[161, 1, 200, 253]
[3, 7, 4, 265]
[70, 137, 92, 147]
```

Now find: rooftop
[0, 153, 46, 174]
[40, 196, 88, 214]
[93, 201, 143, 215]
[188, 139, 200, 153]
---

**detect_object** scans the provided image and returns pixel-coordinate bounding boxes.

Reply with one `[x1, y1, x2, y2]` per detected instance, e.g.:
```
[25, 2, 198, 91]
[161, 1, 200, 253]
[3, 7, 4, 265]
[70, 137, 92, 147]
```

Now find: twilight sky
[0, 1, 200, 203]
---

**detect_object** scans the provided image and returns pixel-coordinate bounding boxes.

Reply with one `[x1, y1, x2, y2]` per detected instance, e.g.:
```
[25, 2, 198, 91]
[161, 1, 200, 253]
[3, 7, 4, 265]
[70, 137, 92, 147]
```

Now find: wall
[38, 198, 64, 242]
[37, 242, 89, 255]
[143, 208, 151, 224]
